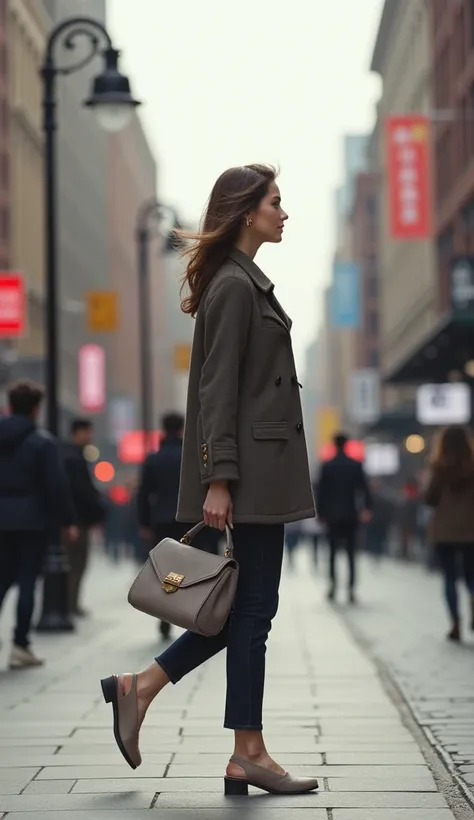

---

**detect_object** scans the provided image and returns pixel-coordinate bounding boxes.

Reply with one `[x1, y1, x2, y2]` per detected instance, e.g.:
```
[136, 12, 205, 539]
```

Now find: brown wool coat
[424, 468, 474, 543]
[177, 248, 315, 525]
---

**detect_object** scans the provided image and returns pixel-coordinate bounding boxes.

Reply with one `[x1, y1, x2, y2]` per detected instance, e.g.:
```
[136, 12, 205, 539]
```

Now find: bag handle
[180, 521, 234, 557]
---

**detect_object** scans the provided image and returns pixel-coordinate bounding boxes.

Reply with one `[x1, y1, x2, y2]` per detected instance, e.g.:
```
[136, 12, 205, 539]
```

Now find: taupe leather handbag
[127, 522, 239, 637]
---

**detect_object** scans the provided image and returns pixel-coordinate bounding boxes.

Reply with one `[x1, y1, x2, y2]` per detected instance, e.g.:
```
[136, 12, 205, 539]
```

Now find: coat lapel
[228, 249, 292, 333]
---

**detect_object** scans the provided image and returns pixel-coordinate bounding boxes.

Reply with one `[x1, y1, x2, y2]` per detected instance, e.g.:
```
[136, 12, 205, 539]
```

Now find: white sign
[108, 397, 135, 443]
[348, 369, 380, 423]
[416, 383, 471, 425]
[79, 344, 106, 413]
[364, 443, 400, 476]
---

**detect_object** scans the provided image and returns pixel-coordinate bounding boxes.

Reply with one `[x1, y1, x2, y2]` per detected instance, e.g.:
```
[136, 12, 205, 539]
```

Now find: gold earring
[245, 216, 253, 227]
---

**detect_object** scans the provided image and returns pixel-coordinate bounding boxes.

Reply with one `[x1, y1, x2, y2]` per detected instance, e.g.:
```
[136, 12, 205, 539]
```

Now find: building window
[369, 350, 379, 369]
[0, 207, 8, 241]
[367, 275, 378, 298]
[368, 312, 379, 337]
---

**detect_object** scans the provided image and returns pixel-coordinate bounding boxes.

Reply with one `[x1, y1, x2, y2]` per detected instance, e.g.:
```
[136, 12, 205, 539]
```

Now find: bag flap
[149, 538, 236, 587]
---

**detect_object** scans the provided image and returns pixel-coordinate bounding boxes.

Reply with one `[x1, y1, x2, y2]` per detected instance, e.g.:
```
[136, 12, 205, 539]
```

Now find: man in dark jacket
[0, 381, 76, 668]
[62, 419, 104, 617]
[138, 412, 220, 638]
[316, 432, 372, 603]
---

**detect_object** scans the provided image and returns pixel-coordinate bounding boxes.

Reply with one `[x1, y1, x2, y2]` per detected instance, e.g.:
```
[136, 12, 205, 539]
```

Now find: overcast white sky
[107, 0, 383, 369]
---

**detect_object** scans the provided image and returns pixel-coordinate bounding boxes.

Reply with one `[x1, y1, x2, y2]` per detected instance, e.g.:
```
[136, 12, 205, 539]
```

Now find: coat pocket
[252, 422, 289, 440]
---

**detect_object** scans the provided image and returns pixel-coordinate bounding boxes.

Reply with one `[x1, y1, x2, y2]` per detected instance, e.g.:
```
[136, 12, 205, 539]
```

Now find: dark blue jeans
[0, 532, 47, 647]
[156, 523, 284, 730]
[436, 542, 474, 621]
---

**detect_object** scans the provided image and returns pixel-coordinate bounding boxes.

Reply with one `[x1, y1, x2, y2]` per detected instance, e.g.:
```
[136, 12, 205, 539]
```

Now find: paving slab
[0, 551, 467, 818]
[333, 812, 456, 820]
[0, 792, 155, 811]
[36, 765, 167, 779]
[154, 791, 448, 808]
[22, 780, 77, 794]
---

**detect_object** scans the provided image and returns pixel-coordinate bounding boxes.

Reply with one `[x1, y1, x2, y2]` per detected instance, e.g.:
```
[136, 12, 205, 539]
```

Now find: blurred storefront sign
[316, 406, 341, 453]
[78, 344, 106, 413]
[320, 439, 364, 462]
[0, 273, 25, 338]
[416, 383, 470, 425]
[364, 442, 399, 476]
[450, 257, 474, 315]
[108, 396, 135, 444]
[386, 115, 431, 239]
[118, 429, 163, 464]
[330, 262, 360, 328]
[86, 291, 118, 332]
[348, 368, 380, 424]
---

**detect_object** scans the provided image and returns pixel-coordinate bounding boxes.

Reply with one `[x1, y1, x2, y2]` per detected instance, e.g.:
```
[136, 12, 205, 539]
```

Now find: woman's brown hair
[430, 424, 474, 487]
[178, 164, 277, 316]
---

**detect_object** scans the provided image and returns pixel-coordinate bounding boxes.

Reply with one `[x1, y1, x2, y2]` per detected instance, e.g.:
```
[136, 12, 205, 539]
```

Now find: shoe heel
[224, 777, 249, 796]
[100, 676, 116, 704]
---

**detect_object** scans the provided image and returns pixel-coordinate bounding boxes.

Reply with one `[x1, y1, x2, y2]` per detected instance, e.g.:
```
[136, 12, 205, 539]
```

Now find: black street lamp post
[37, 17, 140, 632]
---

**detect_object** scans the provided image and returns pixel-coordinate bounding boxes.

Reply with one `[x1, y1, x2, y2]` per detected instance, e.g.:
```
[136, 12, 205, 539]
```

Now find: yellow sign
[86, 291, 118, 332]
[316, 406, 341, 452]
[174, 343, 191, 372]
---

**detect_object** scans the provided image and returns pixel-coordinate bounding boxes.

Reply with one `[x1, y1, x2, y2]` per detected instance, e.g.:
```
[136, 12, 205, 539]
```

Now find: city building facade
[351, 171, 380, 371]
[40, 0, 109, 437]
[6, 0, 48, 370]
[107, 113, 162, 438]
[431, 0, 474, 311]
[0, 0, 8, 273]
[371, 0, 437, 382]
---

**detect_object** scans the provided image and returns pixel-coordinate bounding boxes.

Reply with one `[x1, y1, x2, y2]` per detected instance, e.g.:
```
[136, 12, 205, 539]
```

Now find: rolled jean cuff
[223, 722, 263, 731]
[154, 656, 180, 685]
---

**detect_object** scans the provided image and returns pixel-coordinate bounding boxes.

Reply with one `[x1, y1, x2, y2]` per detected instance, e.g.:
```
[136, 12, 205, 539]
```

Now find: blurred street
[0, 543, 472, 819]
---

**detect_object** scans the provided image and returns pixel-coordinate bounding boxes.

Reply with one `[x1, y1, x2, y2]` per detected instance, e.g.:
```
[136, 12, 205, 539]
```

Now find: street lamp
[37, 17, 140, 633]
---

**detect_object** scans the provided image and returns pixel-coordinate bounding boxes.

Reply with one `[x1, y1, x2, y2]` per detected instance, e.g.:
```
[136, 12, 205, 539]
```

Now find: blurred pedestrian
[0, 381, 76, 668]
[62, 419, 105, 618]
[137, 413, 220, 639]
[101, 165, 318, 795]
[285, 521, 302, 569]
[365, 478, 393, 560]
[316, 432, 372, 603]
[424, 425, 474, 642]
[398, 478, 420, 560]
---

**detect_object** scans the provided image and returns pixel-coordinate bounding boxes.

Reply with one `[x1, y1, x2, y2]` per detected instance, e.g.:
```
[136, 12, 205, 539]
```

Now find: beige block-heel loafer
[224, 754, 319, 796]
[101, 674, 142, 769]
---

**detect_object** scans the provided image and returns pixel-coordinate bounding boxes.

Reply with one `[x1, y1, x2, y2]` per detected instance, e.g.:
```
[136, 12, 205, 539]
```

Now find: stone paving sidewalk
[337, 552, 474, 806]
[0, 547, 471, 819]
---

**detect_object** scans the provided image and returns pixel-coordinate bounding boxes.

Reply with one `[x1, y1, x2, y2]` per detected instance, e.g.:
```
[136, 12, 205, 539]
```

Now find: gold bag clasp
[162, 572, 185, 593]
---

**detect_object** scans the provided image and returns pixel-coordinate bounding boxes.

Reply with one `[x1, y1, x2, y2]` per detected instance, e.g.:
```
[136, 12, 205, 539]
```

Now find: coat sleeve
[198, 276, 253, 484]
[424, 471, 441, 507]
[315, 464, 327, 518]
[39, 436, 76, 527]
[137, 455, 153, 528]
[358, 463, 372, 510]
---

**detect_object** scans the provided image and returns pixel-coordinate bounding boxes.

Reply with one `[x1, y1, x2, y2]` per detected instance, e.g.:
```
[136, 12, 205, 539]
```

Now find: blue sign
[330, 262, 360, 328]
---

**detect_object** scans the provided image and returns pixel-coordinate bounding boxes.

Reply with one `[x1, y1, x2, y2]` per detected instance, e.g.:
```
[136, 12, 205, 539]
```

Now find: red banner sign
[79, 344, 106, 413]
[386, 115, 431, 239]
[0, 274, 25, 337]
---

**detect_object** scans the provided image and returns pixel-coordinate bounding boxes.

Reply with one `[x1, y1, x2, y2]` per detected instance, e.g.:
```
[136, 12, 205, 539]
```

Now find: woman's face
[250, 182, 288, 243]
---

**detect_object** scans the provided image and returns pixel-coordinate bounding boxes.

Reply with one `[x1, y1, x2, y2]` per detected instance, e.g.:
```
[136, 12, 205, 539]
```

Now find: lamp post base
[36, 539, 75, 633]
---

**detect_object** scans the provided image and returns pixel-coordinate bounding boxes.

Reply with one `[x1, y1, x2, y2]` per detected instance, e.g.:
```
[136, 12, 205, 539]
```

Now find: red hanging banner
[386, 115, 431, 239]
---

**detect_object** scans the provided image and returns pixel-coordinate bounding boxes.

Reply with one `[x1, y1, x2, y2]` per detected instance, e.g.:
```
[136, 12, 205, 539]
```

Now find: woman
[100, 165, 318, 795]
[425, 425, 474, 641]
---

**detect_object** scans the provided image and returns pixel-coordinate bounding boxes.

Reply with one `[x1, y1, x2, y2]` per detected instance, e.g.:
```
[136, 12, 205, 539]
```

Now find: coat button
[296, 422, 303, 432]
[275, 376, 282, 386]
